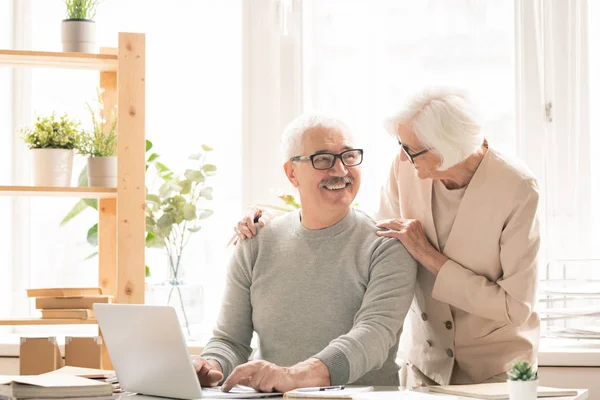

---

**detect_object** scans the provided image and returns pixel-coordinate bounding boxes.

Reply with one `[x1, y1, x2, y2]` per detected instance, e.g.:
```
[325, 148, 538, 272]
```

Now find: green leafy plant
[145, 144, 216, 269]
[60, 139, 157, 277]
[508, 361, 537, 381]
[20, 113, 82, 150]
[64, 0, 100, 20]
[77, 90, 117, 157]
[144, 145, 216, 334]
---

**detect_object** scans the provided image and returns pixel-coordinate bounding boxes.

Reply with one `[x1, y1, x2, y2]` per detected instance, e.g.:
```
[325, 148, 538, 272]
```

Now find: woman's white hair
[384, 87, 483, 170]
[281, 113, 352, 161]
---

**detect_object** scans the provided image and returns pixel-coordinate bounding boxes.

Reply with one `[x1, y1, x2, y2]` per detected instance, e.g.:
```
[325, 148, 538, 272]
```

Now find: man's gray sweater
[202, 208, 416, 385]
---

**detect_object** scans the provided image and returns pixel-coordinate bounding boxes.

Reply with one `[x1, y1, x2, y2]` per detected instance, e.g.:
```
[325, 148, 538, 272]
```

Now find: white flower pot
[61, 20, 97, 53]
[30, 149, 74, 187]
[508, 379, 538, 400]
[87, 156, 117, 188]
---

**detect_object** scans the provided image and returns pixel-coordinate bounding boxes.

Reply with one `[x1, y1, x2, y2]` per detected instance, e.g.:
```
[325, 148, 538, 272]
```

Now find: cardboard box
[19, 337, 63, 375]
[65, 336, 103, 369]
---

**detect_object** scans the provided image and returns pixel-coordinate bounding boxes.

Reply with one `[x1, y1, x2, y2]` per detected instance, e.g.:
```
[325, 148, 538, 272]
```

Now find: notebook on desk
[428, 383, 579, 399]
[285, 386, 374, 399]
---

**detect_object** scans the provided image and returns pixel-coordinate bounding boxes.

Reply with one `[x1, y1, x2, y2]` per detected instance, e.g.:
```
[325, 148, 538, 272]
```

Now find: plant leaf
[145, 232, 164, 248]
[184, 169, 204, 182]
[197, 209, 214, 220]
[145, 265, 151, 277]
[171, 195, 186, 209]
[200, 187, 213, 200]
[155, 162, 170, 173]
[146, 194, 161, 205]
[60, 199, 89, 226]
[188, 226, 201, 233]
[188, 153, 202, 160]
[87, 223, 98, 247]
[157, 213, 174, 229]
[179, 179, 192, 195]
[201, 144, 213, 152]
[145, 216, 156, 229]
[169, 182, 183, 192]
[147, 153, 159, 163]
[202, 164, 217, 174]
[183, 203, 196, 220]
[159, 182, 171, 197]
[77, 165, 88, 187]
[146, 139, 153, 152]
[83, 198, 98, 210]
[84, 251, 98, 260]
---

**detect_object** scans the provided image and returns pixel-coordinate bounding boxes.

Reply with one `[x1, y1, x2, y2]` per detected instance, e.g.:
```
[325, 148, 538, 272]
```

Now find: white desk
[120, 388, 588, 400]
[355, 388, 588, 400]
[354, 387, 588, 400]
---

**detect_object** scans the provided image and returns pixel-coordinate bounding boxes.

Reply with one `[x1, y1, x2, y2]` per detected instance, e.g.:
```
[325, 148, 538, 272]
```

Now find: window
[0, 0, 14, 338]
[590, 0, 600, 246]
[4, 0, 242, 341]
[303, 0, 515, 214]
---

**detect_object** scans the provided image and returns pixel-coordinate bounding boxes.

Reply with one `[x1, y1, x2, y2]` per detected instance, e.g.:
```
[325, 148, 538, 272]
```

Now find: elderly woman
[234, 87, 540, 386]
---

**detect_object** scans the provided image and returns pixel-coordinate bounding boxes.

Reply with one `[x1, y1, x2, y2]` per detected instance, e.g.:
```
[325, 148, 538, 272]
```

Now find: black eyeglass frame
[398, 140, 429, 163]
[290, 149, 364, 170]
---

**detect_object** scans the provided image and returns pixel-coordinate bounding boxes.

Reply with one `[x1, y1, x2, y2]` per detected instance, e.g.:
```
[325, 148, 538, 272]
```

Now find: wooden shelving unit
[0, 49, 118, 71]
[0, 318, 98, 326]
[0, 33, 146, 369]
[0, 186, 116, 198]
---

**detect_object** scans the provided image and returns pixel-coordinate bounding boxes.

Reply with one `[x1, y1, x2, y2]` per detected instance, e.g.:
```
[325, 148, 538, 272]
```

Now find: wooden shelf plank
[0, 49, 118, 71]
[0, 186, 116, 198]
[0, 318, 97, 326]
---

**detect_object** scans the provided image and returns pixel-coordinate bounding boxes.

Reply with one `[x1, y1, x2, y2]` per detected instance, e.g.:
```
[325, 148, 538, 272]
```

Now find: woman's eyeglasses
[398, 140, 428, 163]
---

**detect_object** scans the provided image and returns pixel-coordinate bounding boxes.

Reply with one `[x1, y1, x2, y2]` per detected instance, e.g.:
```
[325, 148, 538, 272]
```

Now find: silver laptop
[94, 304, 281, 399]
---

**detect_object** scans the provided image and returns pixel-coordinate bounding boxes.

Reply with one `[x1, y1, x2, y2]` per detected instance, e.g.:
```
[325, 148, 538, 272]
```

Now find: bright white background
[0, 0, 599, 346]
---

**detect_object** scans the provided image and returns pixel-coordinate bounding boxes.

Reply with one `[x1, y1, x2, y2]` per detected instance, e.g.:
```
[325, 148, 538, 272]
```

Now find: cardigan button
[446, 348, 454, 358]
[445, 321, 453, 330]
[426, 340, 433, 347]
[421, 312, 428, 321]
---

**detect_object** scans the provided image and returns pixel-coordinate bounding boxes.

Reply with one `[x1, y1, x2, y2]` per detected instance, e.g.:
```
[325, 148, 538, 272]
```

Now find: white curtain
[515, 0, 591, 265]
[544, 0, 591, 261]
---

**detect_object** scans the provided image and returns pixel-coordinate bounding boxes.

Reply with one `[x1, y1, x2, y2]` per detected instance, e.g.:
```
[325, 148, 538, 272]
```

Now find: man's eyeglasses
[398, 140, 428, 163]
[290, 149, 363, 170]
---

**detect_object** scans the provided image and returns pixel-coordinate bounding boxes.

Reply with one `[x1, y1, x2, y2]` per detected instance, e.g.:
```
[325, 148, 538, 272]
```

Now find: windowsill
[538, 338, 600, 367]
[1, 335, 599, 367]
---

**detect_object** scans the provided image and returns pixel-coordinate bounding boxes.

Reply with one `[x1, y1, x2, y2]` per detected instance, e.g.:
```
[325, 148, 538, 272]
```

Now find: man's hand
[222, 358, 330, 393]
[192, 356, 224, 387]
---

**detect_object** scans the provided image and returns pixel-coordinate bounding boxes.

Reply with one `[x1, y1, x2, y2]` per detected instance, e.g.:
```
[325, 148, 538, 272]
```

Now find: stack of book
[27, 287, 112, 320]
[0, 374, 114, 400]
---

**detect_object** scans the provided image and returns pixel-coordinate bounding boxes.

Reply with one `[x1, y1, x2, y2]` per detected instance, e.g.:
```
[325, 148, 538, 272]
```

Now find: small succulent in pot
[508, 361, 538, 400]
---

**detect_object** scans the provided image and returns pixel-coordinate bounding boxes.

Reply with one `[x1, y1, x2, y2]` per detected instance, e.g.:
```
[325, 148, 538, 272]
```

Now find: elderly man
[193, 114, 417, 393]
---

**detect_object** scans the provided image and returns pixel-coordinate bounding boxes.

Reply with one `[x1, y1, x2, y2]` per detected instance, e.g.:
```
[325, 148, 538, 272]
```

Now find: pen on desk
[295, 385, 345, 392]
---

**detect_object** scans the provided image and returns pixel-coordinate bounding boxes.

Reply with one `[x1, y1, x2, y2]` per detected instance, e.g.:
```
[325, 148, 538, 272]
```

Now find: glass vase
[148, 252, 204, 338]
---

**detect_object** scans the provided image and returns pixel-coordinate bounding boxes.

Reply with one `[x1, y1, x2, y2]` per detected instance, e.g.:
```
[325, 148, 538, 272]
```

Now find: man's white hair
[281, 113, 352, 161]
[384, 87, 483, 170]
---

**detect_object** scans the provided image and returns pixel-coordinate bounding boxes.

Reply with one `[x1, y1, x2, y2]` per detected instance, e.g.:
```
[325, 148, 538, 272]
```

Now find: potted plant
[78, 90, 117, 187]
[508, 360, 539, 400]
[62, 0, 100, 53]
[145, 145, 216, 336]
[20, 113, 81, 187]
